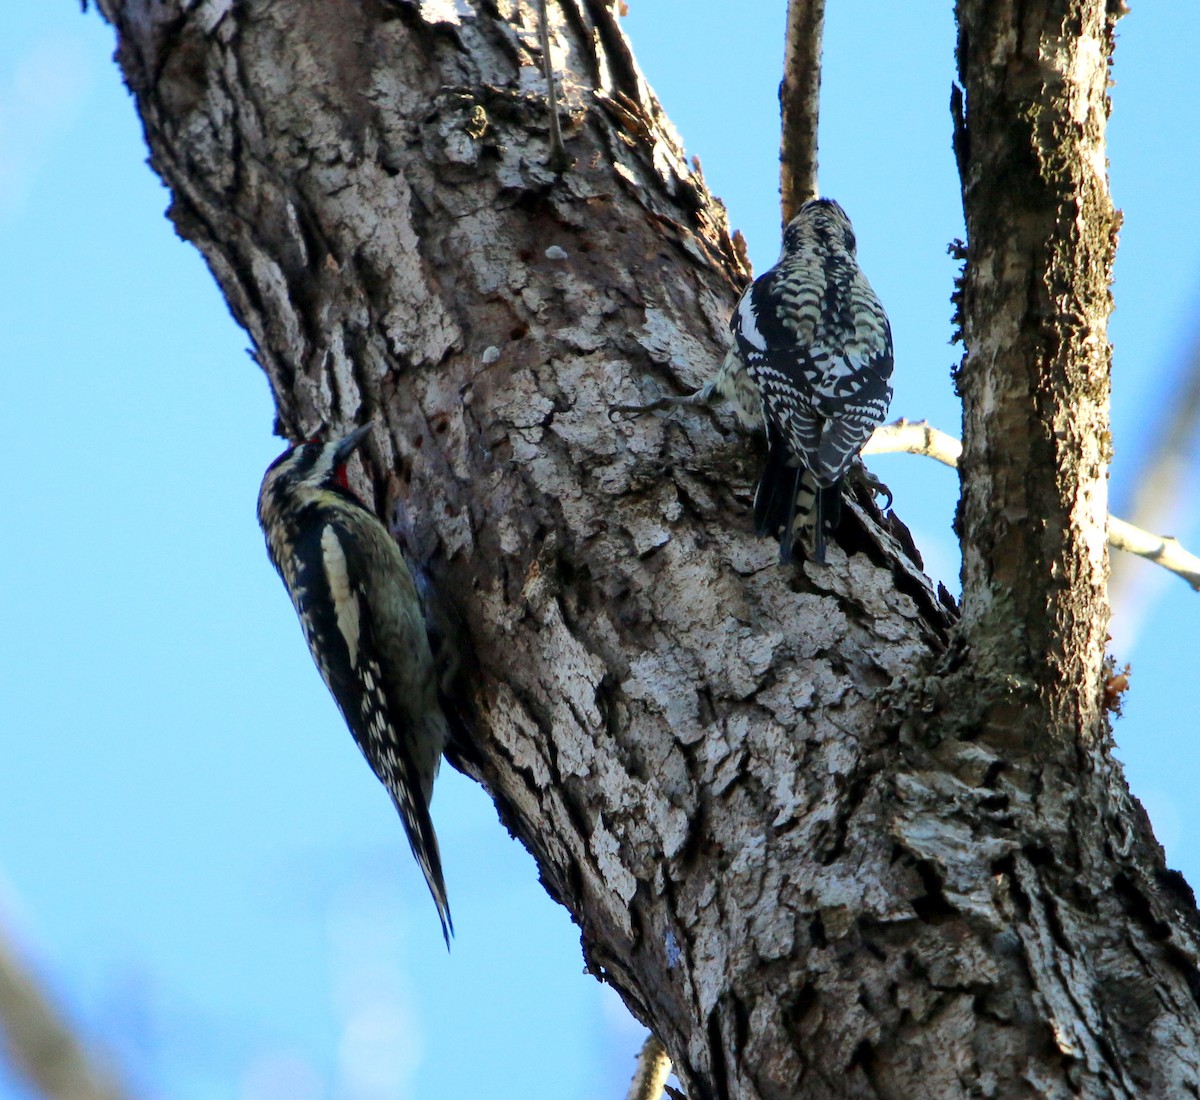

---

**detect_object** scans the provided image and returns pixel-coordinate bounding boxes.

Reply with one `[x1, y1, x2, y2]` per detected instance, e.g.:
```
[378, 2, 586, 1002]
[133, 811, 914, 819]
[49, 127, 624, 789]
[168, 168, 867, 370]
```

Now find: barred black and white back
[258, 427, 453, 945]
[731, 198, 893, 562]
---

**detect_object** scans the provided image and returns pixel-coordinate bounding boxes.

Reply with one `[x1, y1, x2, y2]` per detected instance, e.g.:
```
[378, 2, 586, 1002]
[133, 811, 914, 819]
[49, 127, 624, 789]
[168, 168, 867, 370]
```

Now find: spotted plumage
[733, 198, 893, 562]
[258, 426, 453, 945]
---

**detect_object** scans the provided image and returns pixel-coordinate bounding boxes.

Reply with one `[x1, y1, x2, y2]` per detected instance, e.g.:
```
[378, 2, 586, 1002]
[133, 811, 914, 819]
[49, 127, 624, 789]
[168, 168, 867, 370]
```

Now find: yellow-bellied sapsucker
[611, 198, 892, 563]
[733, 198, 893, 562]
[258, 425, 453, 944]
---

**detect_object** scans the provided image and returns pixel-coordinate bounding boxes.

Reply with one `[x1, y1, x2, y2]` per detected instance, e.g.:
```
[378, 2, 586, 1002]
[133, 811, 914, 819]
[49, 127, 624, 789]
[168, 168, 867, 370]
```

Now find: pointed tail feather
[392, 787, 454, 948]
[753, 434, 805, 561]
[753, 433, 842, 563]
[809, 484, 842, 564]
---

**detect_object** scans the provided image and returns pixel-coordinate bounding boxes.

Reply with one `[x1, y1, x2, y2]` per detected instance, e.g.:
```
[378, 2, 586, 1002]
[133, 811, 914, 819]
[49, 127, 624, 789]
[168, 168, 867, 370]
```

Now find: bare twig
[863, 419, 963, 466]
[537, 0, 570, 171]
[608, 383, 718, 420]
[864, 419, 1200, 592]
[1108, 326, 1200, 612]
[780, 0, 825, 222]
[0, 923, 131, 1100]
[625, 1034, 672, 1100]
[1106, 519, 1200, 591]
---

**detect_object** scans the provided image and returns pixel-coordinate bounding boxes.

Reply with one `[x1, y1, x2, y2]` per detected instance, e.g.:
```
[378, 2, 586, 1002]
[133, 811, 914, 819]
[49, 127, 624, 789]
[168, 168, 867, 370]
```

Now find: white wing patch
[321, 525, 361, 668]
[734, 292, 767, 350]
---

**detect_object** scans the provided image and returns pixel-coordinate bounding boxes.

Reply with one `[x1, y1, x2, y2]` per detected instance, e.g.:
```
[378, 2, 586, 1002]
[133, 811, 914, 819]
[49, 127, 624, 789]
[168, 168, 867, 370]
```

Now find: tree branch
[779, 0, 823, 221]
[1108, 321, 1200, 612]
[625, 1034, 671, 1100]
[864, 420, 1200, 591]
[954, 0, 1117, 738]
[1108, 517, 1200, 592]
[537, 0, 570, 171]
[0, 925, 130, 1100]
[94, 0, 1200, 1094]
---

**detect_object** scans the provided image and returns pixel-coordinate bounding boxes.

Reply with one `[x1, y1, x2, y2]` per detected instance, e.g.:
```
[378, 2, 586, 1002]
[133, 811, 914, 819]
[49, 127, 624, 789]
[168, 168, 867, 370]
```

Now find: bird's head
[258, 424, 373, 512]
[782, 197, 857, 257]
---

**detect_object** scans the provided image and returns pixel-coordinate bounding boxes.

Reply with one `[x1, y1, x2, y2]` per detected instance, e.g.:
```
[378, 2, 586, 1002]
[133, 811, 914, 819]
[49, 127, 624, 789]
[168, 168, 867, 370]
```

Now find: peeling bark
[95, 0, 1200, 1096]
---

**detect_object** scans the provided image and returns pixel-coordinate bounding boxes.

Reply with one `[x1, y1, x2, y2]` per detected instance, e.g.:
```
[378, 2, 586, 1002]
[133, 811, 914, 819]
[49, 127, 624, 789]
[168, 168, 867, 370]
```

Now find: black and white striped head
[258, 425, 372, 515]
[781, 197, 857, 258]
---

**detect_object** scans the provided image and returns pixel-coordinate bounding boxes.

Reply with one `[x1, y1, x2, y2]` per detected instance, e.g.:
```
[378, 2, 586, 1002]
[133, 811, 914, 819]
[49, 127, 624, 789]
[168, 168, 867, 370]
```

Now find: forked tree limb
[91, 0, 1200, 1094]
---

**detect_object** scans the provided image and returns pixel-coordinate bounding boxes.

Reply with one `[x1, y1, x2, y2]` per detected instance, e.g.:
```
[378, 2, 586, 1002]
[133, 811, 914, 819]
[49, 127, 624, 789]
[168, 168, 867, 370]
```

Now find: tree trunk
[96, 0, 1200, 1095]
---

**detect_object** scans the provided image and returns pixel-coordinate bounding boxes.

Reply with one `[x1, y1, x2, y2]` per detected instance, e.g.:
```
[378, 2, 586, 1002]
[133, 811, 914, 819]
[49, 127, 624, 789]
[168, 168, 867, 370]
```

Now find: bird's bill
[332, 424, 373, 464]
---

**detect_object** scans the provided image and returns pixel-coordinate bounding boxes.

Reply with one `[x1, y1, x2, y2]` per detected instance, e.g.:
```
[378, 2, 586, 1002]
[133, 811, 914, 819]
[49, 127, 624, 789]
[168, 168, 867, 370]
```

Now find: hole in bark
[1113, 872, 1172, 941]
[809, 913, 827, 948]
[1023, 843, 1054, 868]
[562, 856, 586, 912]
[1164, 943, 1200, 1011]
[1041, 894, 1073, 956]
[982, 760, 1006, 788]
[862, 936, 887, 962]
[911, 893, 954, 921]
[705, 1010, 733, 1100]
[911, 861, 956, 921]
[413, 435, 424, 449]
[1155, 867, 1198, 912]
[782, 984, 818, 1035]
[849, 1039, 877, 1080]
[732, 996, 750, 1054]
[510, 324, 528, 340]
[818, 771, 872, 866]
[958, 720, 983, 742]
[615, 602, 644, 631]
[992, 853, 1033, 921]
[673, 801, 707, 869]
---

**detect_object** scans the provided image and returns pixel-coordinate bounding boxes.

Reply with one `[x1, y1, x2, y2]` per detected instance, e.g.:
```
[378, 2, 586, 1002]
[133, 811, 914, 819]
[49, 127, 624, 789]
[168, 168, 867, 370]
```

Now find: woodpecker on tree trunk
[257, 425, 454, 945]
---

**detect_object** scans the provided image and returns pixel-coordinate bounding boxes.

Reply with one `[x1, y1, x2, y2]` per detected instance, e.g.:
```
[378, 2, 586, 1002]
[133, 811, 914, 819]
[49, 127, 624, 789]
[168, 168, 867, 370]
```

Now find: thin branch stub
[625, 1034, 672, 1100]
[864, 420, 1200, 591]
[537, 0, 571, 172]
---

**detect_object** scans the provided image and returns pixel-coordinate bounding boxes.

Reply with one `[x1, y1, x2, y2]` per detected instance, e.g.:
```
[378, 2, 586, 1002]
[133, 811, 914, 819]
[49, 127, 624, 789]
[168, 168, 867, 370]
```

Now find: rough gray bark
[953, 0, 1113, 742]
[95, 0, 1200, 1096]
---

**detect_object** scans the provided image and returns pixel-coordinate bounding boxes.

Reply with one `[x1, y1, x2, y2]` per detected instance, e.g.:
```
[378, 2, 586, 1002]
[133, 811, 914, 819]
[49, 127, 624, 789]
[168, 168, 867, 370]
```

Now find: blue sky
[2, 4, 1198, 1098]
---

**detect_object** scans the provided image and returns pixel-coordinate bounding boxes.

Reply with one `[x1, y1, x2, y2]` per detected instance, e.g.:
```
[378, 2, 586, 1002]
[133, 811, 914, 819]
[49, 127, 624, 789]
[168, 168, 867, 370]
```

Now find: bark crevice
[95, 0, 1200, 1095]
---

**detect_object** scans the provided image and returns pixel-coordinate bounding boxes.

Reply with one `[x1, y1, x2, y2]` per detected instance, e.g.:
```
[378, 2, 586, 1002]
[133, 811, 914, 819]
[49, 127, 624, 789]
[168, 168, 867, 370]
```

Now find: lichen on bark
[95, 0, 1200, 1095]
